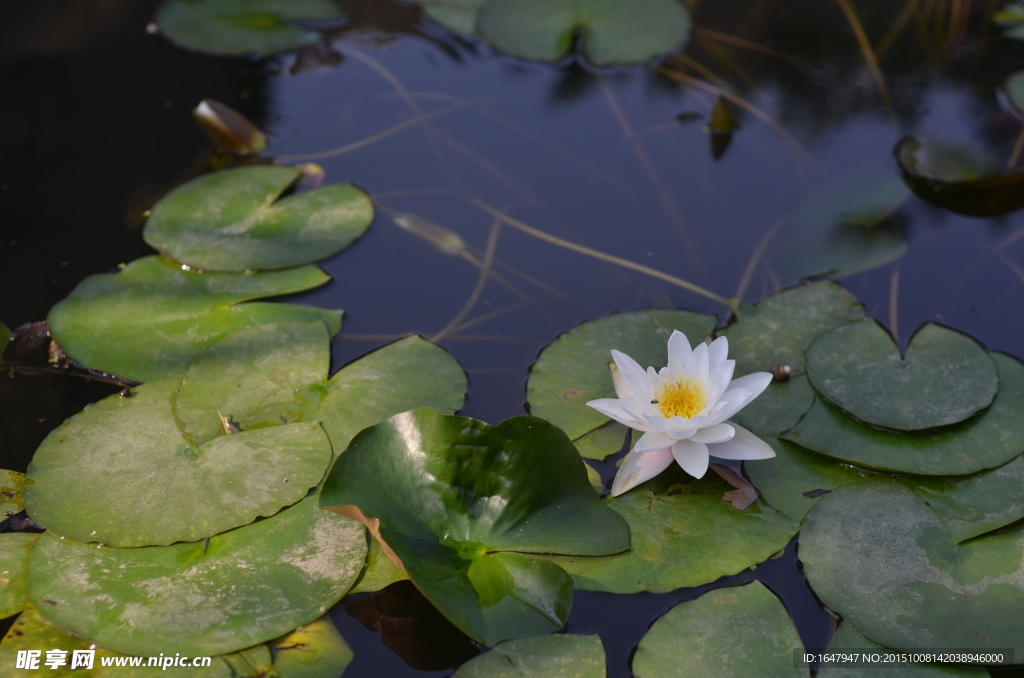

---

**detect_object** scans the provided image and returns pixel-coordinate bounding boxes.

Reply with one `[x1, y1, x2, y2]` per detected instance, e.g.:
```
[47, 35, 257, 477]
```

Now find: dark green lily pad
[174, 320, 330, 447]
[269, 615, 353, 678]
[419, 0, 485, 35]
[1002, 71, 1024, 117]
[153, 0, 342, 57]
[454, 634, 606, 677]
[0, 533, 39, 618]
[818, 622, 986, 677]
[528, 309, 716, 441]
[898, 455, 1024, 544]
[730, 377, 815, 438]
[895, 136, 1024, 217]
[30, 495, 365, 657]
[572, 420, 627, 461]
[47, 255, 340, 382]
[320, 407, 629, 645]
[745, 438, 875, 523]
[772, 168, 908, 284]
[800, 478, 1024, 656]
[633, 582, 804, 678]
[477, 0, 691, 66]
[1, 469, 25, 517]
[806, 320, 998, 431]
[26, 379, 332, 547]
[144, 166, 374, 272]
[549, 465, 798, 593]
[996, 2, 1024, 41]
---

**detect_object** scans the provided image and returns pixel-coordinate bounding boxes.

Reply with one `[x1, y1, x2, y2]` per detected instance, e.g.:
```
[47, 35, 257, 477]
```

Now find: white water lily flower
[586, 330, 775, 496]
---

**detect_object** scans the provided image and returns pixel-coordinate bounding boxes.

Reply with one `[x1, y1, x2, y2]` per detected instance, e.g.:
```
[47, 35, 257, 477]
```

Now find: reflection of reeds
[833, 0, 897, 119]
[734, 214, 789, 302]
[432, 217, 501, 342]
[889, 264, 901, 344]
[694, 27, 812, 71]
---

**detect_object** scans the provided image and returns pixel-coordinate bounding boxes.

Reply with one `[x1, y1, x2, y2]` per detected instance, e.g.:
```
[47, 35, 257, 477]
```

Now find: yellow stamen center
[656, 378, 707, 420]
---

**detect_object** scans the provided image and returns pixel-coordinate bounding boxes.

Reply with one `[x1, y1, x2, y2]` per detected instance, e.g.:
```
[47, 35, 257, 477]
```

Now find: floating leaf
[818, 622, 983, 677]
[895, 136, 1024, 217]
[549, 465, 797, 593]
[221, 646, 274, 677]
[995, 1, 1024, 40]
[633, 582, 804, 678]
[585, 461, 604, 494]
[528, 309, 716, 441]
[30, 495, 365, 657]
[746, 439, 874, 522]
[144, 166, 374, 272]
[897, 455, 1024, 544]
[269, 615, 353, 678]
[772, 168, 908, 284]
[1001, 72, 1024, 118]
[0, 533, 39, 618]
[320, 407, 629, 645]
[572, 420, 627, 461]
[48, 255, 339, 382]
[477, 0, 692, 66]
[785, 353, 1024, 475]
[1, 469, 25, 517]
[418, 0, 486, 36]
[453, 634, 606, 678]
[193, 99, 267, 155]
[800, 478, 1024, 656]
[25, 380, 332, 547]
[349, 537, 410, 595]
[153, 0, 342, 57]
[0, 606, 99, 677]
[730, 377, 815, 438]
[806, 320, 999, 431]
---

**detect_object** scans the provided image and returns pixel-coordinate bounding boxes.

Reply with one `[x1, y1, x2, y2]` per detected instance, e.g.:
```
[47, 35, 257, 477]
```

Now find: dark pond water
[3, 0, 1024, 675]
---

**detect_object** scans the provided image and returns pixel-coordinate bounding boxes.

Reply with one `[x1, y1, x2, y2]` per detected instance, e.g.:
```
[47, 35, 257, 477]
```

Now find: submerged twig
[889, 264, 901, 343]
[734, 214, 790, 302]
[431, 217, 502, 343]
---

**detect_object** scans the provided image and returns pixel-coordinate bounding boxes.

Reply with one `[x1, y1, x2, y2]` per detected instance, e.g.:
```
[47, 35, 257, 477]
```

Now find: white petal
[586, 398, 650, 431]
[707, 335, 729, 368]
[727, 372, 773, 400]
[609, 362, 636, 400]
[689, 341, 710, 375]
[610, 447, 674, 496]
[635, 430, 675, 452]
[689, 422, 735, 444]
[671, 439, 710, 478]
[707, 423, 776, 460]
[707, 360, 735, 399]
[667, 330, 692, 365]
[611, 350, 654, 401]
[704, 388, 753, 426]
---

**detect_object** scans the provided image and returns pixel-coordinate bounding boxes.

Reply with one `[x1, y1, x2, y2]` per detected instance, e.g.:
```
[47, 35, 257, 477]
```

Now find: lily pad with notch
[528, 309, 716, 442]
[153, 0, 343, 57]
[417, 0, 486, 35]
[144, 166, 374, 272]
[453, 634, 606, 678]
[818, 622, 984, 677]
[320, 407, 630, 646]
[47, 255, 340, 383]
[805, 319, 998, 431]
[895, 136, 1024, 217]
[477, 0, 692, 66]
[29, 495, 366, 657]
[0, 533, 39, 618]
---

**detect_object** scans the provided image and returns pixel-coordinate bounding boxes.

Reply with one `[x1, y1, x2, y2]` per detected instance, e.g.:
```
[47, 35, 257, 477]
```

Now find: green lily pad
[477, 0, 691, 66]
[996, 1, 1024, 40]
[30, 495, 365, 657]
[1002, 71, 1024, 117]
[174, 320, 331, 447]
[818, 622, 985, 677]
[800, 478, 1024, 655]
[419, 0, 486, 35]
[730, 377, 815, 438]
[0, 606, 98, 677]
[48, 255, 340, 382]
[1, 469, 25, 517]
[632, 582, 804, 678]
[528, 309, 716, 441]
[584, 461, 603, 494]
[806, 320, 998, 431]
[320, 407, 630, 645]
[0, 322, 8, 365]
[772, 168, 909, 284]
[745, 438, 875, 523]
[549, 465, 798, 593]
[349, 537, 410, 594]
[153, 0, 342, 57]
[0, 533, 39, 618]
[25, 379, 332, 547]
[897, 454, 1024, 544]
[144, 166, 374, 272]
[572, 420, 627, 461]
[453, 634, 606, 677]
[785, 353, 1024, 475]
[269, 615, 353, 678]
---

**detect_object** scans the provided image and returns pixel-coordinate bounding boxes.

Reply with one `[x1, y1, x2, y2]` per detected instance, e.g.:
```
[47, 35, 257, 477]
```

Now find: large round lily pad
[453, 634, 606, 677]
[549, 464, 798, 593]
[528, 309, 716, 441]
[806, 320, 998, 431]
[818, 622, 985, 678]
[477, 0, 692, 66]
[269, 615, 353, 678]
[1, 469, 25, 517]
[800, 478, 1024, 656]
[0, 606, 98, 677]
[320, 407, 630, 646]
[0, 533, 39, 618]
[784, 353, 1024, 475]
[632, 582, 804, 678]
[47, 255, 340, 382]
[30, 495, 366, 657]
[25, 380, 333, 547]
[153, 0, 342, 57]
[144, 166, 374, 272]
